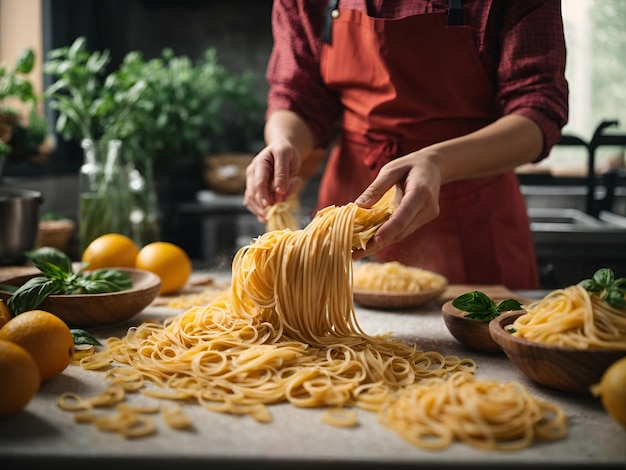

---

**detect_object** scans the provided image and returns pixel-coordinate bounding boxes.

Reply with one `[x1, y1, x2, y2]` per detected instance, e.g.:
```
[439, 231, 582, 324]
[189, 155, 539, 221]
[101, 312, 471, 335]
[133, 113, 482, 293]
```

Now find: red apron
[318, 2, 540, 289]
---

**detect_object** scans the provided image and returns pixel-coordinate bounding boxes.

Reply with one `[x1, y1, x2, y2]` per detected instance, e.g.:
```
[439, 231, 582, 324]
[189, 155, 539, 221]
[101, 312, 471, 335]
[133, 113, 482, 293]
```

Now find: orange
[135, 241, 192, 295]
[0, 300, 11, 329]
[82, 233, 139, 270]
[0, 310, 74, 382]
[0, 339, 41, 416]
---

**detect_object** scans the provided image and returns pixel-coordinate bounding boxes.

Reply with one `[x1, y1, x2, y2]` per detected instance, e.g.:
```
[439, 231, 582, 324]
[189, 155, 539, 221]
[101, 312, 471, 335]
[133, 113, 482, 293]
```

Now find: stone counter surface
[0, 275, 624, 470]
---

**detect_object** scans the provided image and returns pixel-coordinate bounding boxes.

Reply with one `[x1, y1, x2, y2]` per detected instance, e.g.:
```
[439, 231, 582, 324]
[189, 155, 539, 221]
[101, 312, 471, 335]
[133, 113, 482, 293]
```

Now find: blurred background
[0, 0, 625, 286]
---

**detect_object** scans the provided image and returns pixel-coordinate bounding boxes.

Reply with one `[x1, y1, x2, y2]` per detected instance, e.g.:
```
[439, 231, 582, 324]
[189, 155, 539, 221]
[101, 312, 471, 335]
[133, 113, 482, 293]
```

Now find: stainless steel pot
[0, 187, 43, 265]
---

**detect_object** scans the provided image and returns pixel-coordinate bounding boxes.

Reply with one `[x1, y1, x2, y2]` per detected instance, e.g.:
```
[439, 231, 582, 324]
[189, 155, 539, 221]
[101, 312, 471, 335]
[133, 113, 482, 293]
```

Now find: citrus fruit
[0, 339, 41, 416]
[0, 300, 12, 328]
[0, 309, 75, 382]
[82, 233, 139, 270]
[590, 356, 626, 426]
[135, 241, 192, 295]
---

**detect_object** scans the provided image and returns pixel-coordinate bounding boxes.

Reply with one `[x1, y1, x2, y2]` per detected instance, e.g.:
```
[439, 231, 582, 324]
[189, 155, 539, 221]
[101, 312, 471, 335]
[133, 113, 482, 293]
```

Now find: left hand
[353, 148, 443, 259]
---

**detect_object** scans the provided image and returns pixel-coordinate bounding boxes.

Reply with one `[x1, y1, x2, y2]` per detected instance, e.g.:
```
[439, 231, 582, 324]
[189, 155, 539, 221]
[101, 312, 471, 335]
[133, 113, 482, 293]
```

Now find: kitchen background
[1, 0, 625, 287]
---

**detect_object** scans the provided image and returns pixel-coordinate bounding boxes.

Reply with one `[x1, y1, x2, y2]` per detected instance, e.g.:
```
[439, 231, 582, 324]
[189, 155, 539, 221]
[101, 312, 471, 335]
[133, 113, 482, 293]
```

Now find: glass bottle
[78, 138, 133, 253]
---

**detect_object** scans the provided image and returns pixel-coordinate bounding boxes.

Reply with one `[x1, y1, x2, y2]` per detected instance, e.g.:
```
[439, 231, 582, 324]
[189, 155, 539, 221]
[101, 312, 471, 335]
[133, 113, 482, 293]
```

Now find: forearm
[264, 109, 315, 165]
[427, 114, 544, 184]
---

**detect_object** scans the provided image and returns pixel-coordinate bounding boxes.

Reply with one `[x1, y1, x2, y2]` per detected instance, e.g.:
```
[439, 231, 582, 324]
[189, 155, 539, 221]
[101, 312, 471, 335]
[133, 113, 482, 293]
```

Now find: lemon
[590, 356, 626, 426]
[0, 339, 41, 416]
[0, 310, 75, 382]
[82, 233, 139, 270]
[135, 241, 192, 295]
[0, 300, 11, 328]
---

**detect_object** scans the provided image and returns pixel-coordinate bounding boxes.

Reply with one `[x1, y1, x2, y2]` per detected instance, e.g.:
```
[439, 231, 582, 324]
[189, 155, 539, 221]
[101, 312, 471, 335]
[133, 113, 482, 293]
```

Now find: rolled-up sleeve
[266, 0, 343, 148]
[495, 0, 569, 161]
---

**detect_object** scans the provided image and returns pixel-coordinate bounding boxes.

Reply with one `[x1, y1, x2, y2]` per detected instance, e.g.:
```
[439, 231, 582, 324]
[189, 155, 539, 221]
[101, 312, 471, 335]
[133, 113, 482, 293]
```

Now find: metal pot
[0, 187, 43, 265]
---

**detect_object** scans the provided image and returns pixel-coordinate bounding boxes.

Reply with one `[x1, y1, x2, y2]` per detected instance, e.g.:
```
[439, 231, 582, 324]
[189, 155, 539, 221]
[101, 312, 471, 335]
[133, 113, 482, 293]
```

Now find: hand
[243, 140, 304, 222]
[353, 149, 442, 259]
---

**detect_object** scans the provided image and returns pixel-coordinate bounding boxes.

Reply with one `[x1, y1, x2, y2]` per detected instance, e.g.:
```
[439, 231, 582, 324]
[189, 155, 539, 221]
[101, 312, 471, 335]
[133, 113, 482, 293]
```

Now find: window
[544, 0, 626, 172]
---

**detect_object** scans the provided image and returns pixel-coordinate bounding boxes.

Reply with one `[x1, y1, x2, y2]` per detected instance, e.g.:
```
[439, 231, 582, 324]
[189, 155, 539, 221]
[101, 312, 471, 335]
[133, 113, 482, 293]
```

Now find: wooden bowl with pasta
[490, 310, 626, 394]
[352, 261, 448, 309]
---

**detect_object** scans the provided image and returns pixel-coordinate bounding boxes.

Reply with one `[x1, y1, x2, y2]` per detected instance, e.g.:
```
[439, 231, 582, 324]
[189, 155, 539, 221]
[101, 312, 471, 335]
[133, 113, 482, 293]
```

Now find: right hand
[243, 140, 304, 223]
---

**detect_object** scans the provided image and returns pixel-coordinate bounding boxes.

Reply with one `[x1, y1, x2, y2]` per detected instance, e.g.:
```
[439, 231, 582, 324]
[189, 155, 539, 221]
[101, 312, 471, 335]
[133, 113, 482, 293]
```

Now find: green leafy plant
[451, 291, 523, 322]
[0, 47, 37, 109]
[43, 37, 147, 143]
[3, 247, 132, 316]
[579, 268, 626, 309]
[1, 47, 49, 158]
[0, 141, 10, 156]
[44, 37, 263, 171]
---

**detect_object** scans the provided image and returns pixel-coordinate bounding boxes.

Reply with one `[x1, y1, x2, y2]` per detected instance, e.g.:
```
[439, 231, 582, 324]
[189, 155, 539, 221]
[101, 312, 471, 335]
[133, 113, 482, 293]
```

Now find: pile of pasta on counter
[57, 188, 568, 451]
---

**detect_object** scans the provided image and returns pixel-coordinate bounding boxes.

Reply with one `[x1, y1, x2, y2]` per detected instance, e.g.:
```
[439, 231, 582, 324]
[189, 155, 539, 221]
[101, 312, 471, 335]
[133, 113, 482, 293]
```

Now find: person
[243, 0, 568, 290]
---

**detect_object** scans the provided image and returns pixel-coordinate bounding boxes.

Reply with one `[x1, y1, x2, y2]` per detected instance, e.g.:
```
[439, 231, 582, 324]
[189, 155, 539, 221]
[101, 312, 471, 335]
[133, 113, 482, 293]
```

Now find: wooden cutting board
[441, 284, 534, 304]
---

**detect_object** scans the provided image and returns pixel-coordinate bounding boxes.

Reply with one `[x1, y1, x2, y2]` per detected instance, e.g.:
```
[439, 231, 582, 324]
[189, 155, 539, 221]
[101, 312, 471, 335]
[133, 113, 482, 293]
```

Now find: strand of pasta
[265, 193, 301, 232]
[510, 284, 626, 349]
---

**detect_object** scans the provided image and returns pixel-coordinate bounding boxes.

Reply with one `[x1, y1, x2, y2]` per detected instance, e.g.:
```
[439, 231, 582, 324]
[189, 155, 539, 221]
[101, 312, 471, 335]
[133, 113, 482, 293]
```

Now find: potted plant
[44, 37, 264, 247]
[0, 47, 50, 165]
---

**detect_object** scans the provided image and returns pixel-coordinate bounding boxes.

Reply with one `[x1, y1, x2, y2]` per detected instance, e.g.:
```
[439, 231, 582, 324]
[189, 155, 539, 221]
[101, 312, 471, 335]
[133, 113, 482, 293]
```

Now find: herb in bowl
[2, 247, 132, 315]
[451, 291, 523, 322]
[579, 268, 626, 309]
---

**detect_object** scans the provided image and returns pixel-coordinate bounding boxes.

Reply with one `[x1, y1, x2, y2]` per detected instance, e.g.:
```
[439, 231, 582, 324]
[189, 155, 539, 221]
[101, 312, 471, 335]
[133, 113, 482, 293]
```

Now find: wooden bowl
[441, 299, 512, 353]
[0, 268, 161, 328]
[489, 311, 626, 394]
[353, 283, 448, 309]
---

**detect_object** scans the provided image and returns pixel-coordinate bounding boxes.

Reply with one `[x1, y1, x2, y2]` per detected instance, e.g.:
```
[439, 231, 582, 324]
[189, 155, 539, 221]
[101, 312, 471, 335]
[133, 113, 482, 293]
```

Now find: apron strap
[322, 0, 340, 44]
[447, 0, 463, 25]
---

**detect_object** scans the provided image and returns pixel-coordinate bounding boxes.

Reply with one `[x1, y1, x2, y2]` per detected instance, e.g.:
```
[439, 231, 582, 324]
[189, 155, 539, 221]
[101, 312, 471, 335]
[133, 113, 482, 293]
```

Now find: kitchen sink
[527, 208, 626, 288]
[528, 207, 604, 229]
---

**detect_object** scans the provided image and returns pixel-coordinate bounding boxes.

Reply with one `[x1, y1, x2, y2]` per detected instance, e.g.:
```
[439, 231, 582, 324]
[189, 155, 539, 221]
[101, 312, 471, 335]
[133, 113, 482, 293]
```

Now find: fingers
[354, 155, 441, 255]
[243, 144, 302, 222]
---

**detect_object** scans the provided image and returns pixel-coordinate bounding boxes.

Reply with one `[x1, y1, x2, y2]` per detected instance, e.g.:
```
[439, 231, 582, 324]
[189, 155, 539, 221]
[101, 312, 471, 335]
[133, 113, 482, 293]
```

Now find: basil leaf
[579, 278, 601, 292]
[452, 291, 500, 322]
[593, 268, 614, 288]
[79, 269, 133, 293]
[6, 277, 66, 315]
[0, 284, 17, 293]
[25, 246, 74, 277]
[605, 288, 626, 309]
[452, 291, 523, 322]
[452, 291, 495, 312]
[580, 268, 626, 310]
[496, 298, 523, 312]
[71, 328, 102, 346]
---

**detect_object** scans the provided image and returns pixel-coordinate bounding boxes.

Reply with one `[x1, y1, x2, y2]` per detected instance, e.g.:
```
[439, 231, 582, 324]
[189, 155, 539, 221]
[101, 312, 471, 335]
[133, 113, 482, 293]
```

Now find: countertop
[0, 271, 624, 470]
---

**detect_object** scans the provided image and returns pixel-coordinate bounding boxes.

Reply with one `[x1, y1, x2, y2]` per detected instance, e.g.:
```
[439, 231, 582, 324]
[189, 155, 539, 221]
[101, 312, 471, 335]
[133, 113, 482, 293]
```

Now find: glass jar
[78, 138, 133, 253]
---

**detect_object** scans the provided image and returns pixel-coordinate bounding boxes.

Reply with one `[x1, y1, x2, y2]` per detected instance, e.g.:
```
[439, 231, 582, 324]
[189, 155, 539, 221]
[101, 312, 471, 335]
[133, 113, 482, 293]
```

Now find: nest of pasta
[352, 261, 448, 309]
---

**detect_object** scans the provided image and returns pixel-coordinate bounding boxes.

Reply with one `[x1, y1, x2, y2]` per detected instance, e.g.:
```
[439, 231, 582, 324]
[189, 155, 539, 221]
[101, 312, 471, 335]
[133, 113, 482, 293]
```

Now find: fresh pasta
[59, 187, 567, 450]
[509, 284, 626, 349]
[265, 193, 301, 232]
[378, 371, 567, 451]
[353, 261, 447, 292]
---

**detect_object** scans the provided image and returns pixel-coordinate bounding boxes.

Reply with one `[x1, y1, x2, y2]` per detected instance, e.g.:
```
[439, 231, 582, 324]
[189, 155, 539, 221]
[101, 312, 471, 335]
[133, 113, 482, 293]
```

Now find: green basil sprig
[6, 246, 132, 316]
[579, 268, 626, 309]
[451, 291, 523, 322]
[71, 328, 101, 346]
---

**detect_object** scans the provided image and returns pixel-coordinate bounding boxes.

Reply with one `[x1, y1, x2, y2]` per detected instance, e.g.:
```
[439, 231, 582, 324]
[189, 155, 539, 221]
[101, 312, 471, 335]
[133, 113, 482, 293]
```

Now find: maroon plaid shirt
[266, 0, 569, 160]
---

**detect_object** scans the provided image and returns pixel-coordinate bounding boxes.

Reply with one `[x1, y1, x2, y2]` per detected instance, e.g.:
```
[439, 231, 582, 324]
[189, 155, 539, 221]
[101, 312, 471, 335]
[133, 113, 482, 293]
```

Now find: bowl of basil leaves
[0, 247, 161, 327]
[442, 291, 526, 353]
